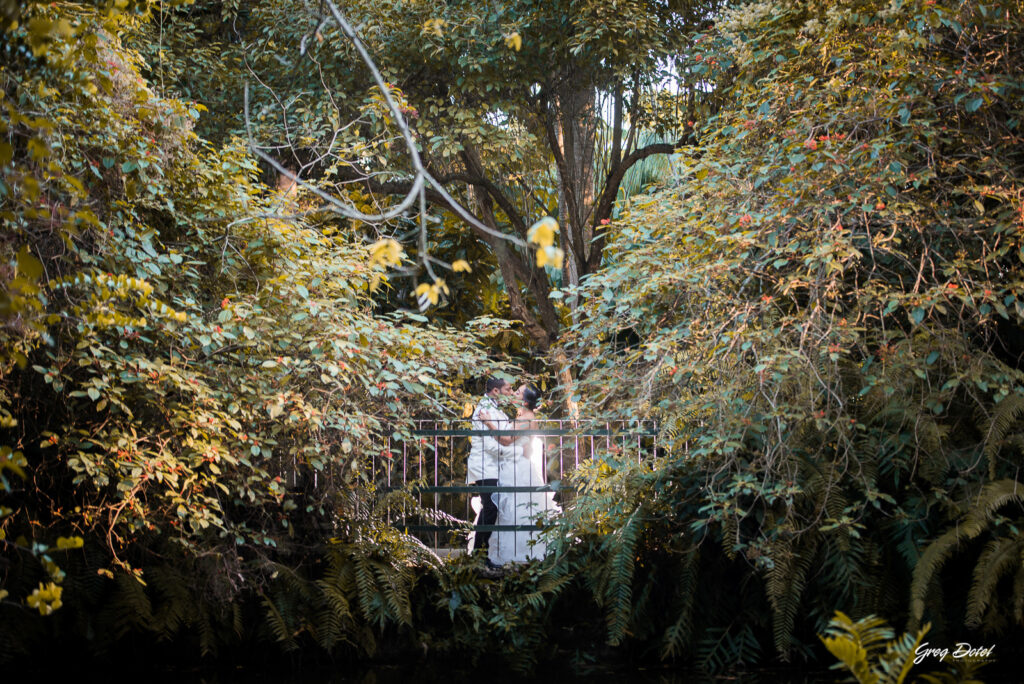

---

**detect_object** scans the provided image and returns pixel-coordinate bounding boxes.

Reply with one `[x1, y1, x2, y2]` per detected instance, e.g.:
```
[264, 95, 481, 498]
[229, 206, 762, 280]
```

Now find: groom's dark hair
[485, 377, 508, 394]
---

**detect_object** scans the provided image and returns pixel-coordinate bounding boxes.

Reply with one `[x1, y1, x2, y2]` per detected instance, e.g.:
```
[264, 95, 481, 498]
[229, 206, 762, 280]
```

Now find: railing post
[432, 421, 439, 550]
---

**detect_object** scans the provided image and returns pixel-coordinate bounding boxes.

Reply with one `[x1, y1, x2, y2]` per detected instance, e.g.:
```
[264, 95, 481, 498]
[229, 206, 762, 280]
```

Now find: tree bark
[547, 79, 597, 292]
[470, 186, 558, 350]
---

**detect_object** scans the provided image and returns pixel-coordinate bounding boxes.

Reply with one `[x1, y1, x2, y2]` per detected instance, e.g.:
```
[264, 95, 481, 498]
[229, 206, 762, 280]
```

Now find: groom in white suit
[467, 377, 513, 556]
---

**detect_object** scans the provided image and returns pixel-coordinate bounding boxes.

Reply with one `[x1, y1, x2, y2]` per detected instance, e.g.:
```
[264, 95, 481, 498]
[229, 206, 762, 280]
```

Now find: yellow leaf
[415, 283, 434, 305]
[527, 216, 558, 248]
[422, 18, 447, 37]
[369, 238, 403, 267]
[504, 32, 522, 51]
[25, 582, 63, 615]
[462, 403, 474, 418]
[27, 138, 47, 160]
[452, 259, 472, 273]
[536, 246, 565, 269]
[56, 536, 84, 550]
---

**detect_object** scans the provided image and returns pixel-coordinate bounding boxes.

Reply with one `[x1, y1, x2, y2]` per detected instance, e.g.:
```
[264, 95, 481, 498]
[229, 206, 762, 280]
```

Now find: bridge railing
[370, 419, 659, 549]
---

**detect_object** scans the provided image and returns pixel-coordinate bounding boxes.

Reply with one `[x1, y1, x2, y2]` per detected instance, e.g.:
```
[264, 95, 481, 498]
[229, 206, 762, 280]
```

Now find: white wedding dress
[488, 435, 559, 565]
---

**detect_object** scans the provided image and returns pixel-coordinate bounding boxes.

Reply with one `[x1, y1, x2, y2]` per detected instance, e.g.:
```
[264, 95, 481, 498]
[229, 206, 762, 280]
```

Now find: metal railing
[371, 419, 659, 549]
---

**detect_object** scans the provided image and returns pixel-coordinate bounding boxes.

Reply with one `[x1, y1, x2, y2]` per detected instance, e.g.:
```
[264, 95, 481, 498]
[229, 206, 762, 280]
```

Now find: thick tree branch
[459, 146, 528, 236]
[611, 83, 624, 174]
[587, 136, 693, 274]
[542, 95, 581, 226]
[349, 171, 560, 341]
[463, 175, 560, 343]
[473, 191, 556, 348]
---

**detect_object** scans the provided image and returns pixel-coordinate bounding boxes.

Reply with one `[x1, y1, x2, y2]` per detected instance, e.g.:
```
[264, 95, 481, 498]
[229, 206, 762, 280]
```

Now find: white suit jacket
[466, 395, 512, 482]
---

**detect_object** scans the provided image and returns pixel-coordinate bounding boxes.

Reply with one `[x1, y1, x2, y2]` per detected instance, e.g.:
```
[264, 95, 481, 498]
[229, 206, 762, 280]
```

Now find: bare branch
[242, 0, 526, 283]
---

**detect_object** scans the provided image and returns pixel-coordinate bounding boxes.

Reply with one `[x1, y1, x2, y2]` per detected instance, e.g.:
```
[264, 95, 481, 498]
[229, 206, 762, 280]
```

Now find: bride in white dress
[488, 383, 559, 566]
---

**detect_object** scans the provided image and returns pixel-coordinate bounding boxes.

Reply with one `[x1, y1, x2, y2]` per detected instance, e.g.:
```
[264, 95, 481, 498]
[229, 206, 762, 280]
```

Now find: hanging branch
[242, 0, 526, 287]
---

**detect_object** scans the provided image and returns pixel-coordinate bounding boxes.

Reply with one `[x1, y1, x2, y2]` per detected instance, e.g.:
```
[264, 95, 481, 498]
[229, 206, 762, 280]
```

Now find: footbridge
[368, 419, 660, 551]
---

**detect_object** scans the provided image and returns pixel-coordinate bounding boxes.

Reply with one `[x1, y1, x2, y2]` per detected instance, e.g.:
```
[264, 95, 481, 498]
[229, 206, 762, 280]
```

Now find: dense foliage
[3, 0, 1024, 679]
[138, 0, 715, 348]
[552, 0, 1024, 671]
[1, 1, 509, 663]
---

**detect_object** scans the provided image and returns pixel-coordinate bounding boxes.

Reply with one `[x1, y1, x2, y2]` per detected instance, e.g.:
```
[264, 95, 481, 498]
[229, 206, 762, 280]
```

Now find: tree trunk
[470, 185, 556, 350]
[551, 81, 598, 292]
[546, 78, 599, 416]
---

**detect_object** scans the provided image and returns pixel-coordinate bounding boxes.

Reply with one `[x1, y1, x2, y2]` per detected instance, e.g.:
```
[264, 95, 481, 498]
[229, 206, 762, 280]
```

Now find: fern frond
[915, 416, 947, 461]
[660, 550, 699, 660]
[916, 420, 950, 484]
[908, 478, 1024, 626]
[877, 621, 929, 684]
[697, 623, 762, 674]
[316, 577, 354, 621]
[962, 479, 1024, 537]
[536, 567, 572, 597]
[603, 509, 641, 645]
[314, 600, 344, 651]
[1013, 562, 1024, 624]
[820, 632, 872, 683]
[965, 536, 1023, 628]
[520, 590, 547, 611]
[978, 393, 1024, 479]
[352, 554, 381, 627]
[371, 557, 412, 626]
[773, 549, 813, 660]
[146, 565, 195, 638]
[721, 515, 738, 559]
[910, 526, 962, 626]
[820, 611, 927, 684]
[196, 601, 217, 656]
[821, 610, 894, 657]
[261, 591, 297, 651]
[819, 535, 869, 606]
[103, 572, 155, 639]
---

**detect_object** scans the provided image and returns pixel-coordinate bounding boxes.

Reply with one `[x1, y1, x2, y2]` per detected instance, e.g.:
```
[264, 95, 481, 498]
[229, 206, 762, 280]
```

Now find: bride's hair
[522, 383, 542, 411]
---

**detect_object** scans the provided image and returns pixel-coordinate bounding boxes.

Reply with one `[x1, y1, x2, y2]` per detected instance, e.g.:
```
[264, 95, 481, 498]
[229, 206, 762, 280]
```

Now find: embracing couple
[467, 377, 559, 568]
